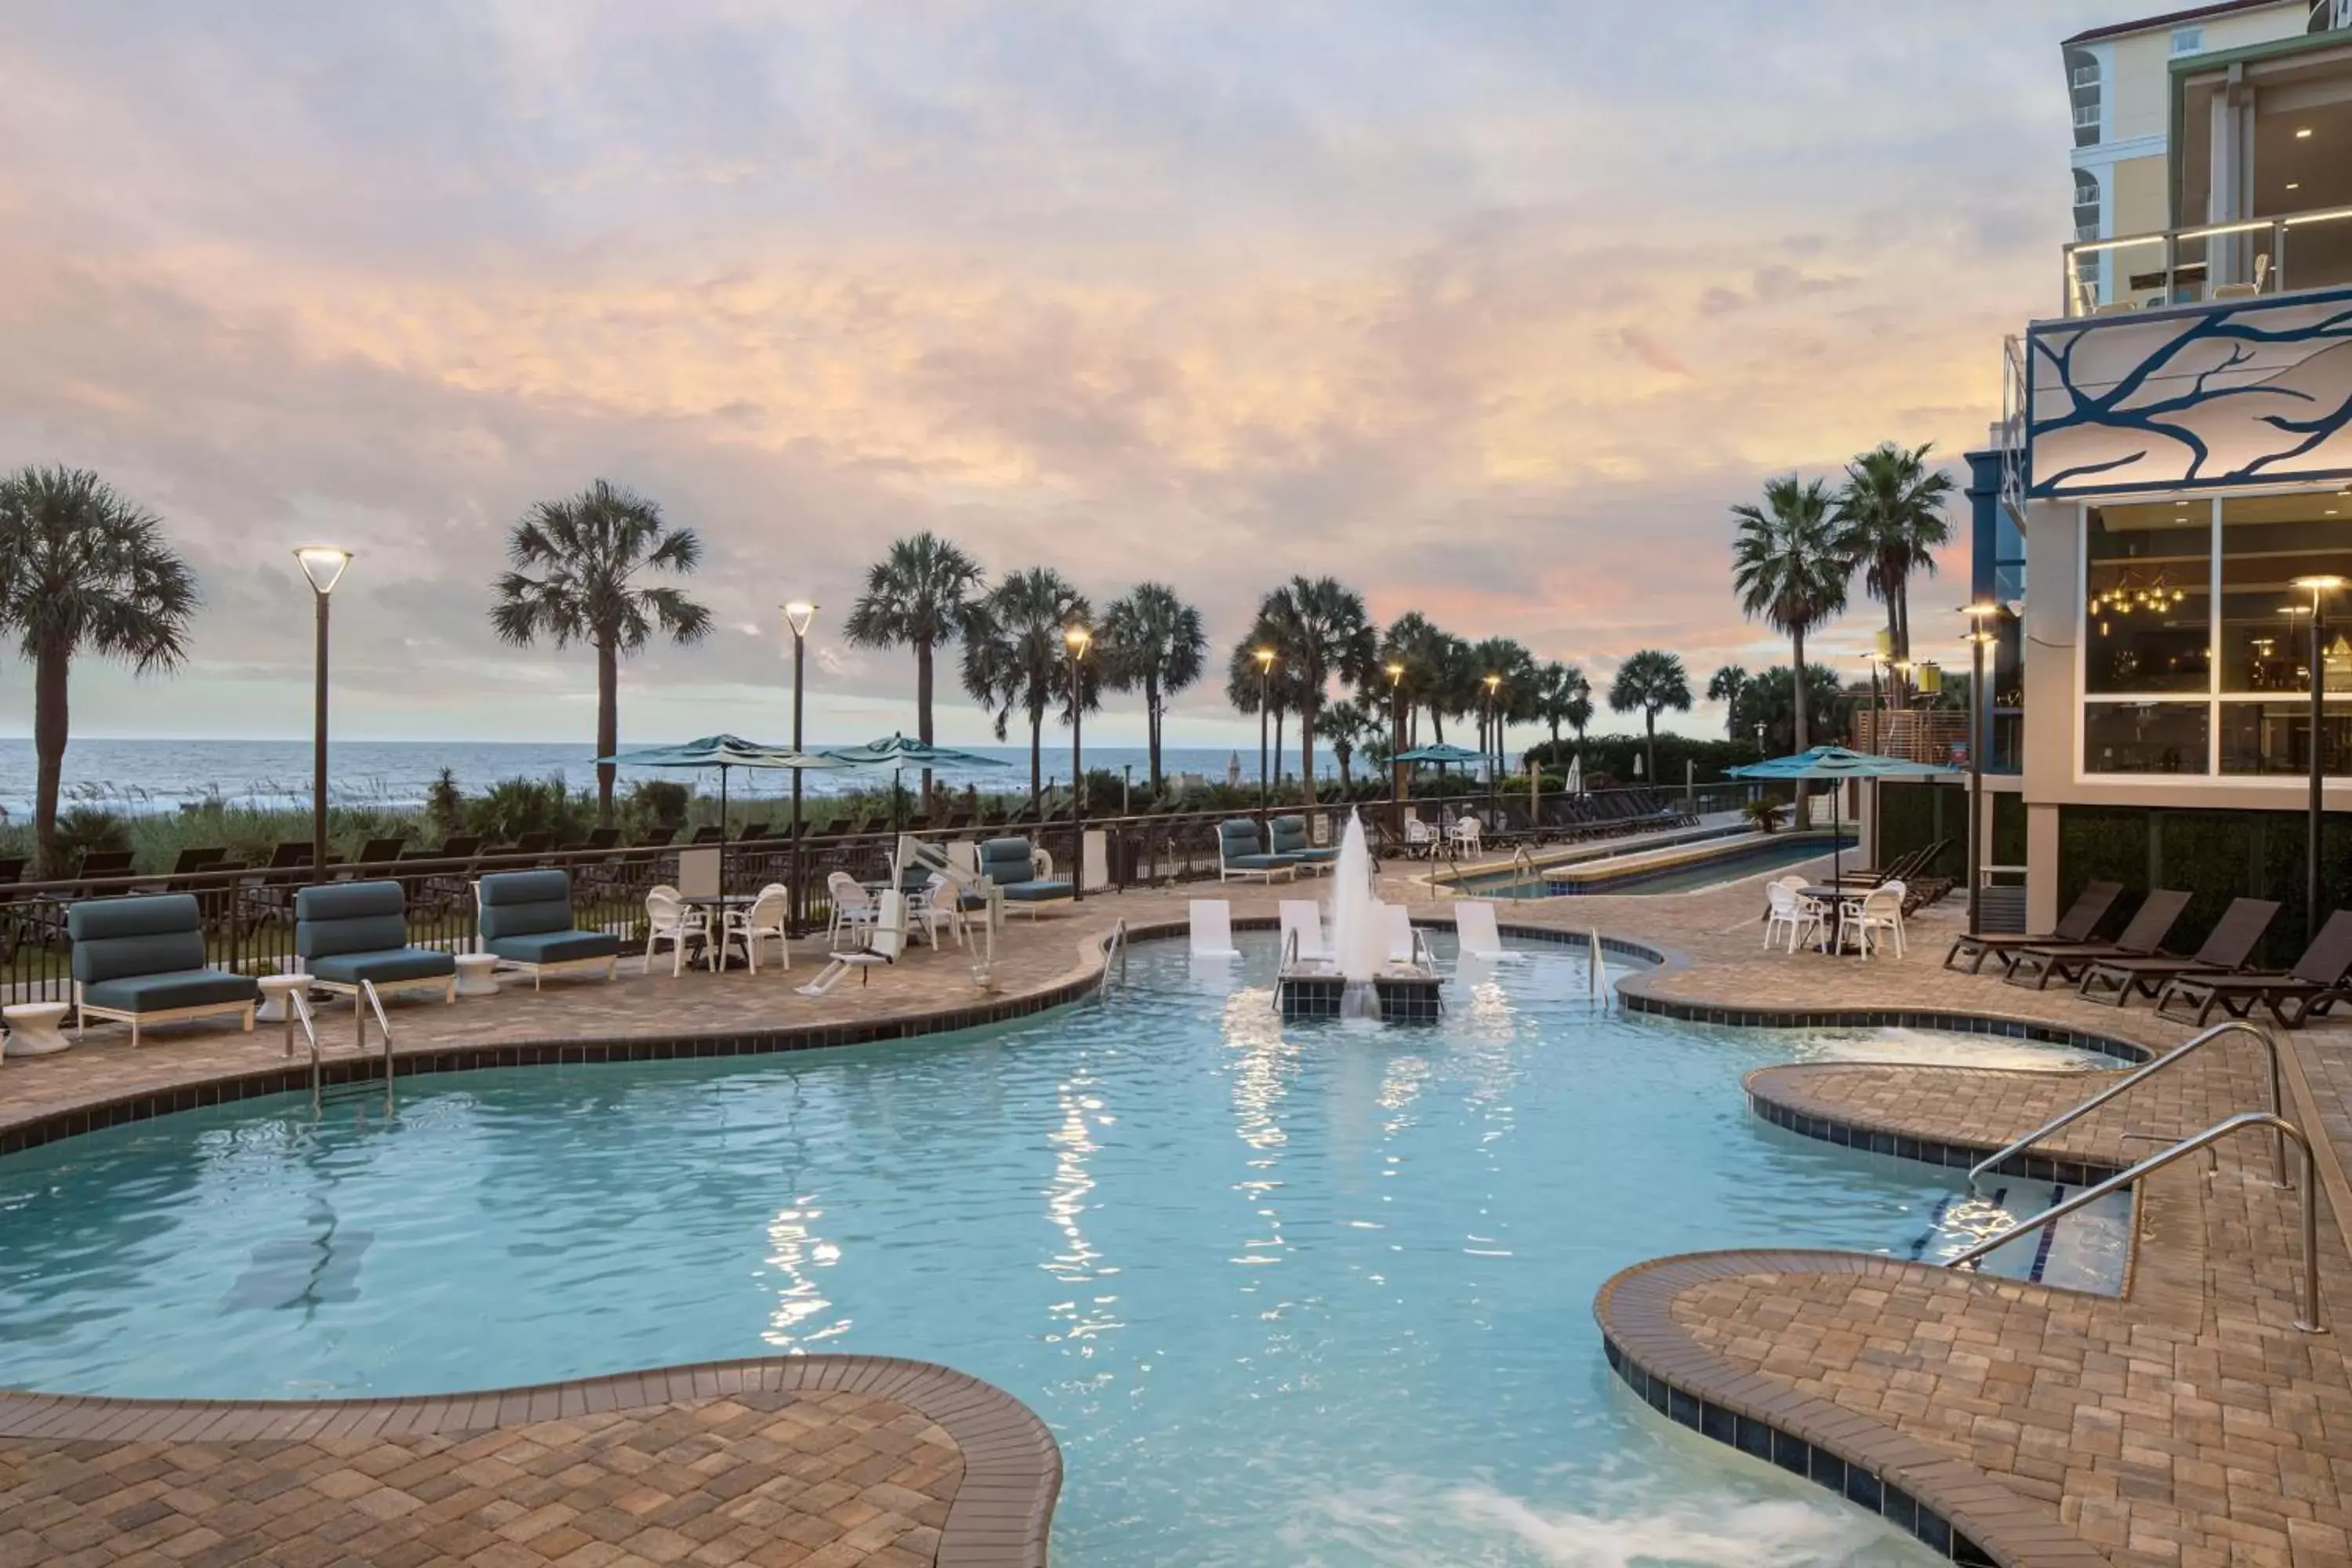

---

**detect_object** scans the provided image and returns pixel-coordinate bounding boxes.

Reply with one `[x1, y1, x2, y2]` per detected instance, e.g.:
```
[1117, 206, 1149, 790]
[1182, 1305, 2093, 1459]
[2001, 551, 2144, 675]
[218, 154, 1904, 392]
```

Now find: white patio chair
[1279, 899, 1328, 964]
[827, 871, 878, 952]
[909, 872, 964, 949]
[1403, 817, 1440, 858]
[722, 883, 791, 974]
[644, 885, 707, 978]
[1838, 881, 1907, 959]
[1762, 877, 1826, 953]
[1448, 815, 1483, 855]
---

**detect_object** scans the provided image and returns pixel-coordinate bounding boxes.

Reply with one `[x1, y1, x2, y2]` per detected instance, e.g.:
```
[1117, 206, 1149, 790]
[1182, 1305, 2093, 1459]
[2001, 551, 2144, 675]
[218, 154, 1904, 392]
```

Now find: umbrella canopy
[1393, 742, 1485, 765]
[823, 733, 1006, 830]
[1725, 746, 1955, 885]
[595, 735, 858, 890]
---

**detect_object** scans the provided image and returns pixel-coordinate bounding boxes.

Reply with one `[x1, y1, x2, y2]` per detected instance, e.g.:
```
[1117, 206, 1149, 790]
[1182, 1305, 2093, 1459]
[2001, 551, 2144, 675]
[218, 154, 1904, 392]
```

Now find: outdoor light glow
[2296, 128, 2314, 138]
[782, 600, 818, 637]
[1963, 601, 1998, 618]
[2292, 575, 2348, 593]
[293, 546, 350, 596]
[1064, 623, 1092, 655]
[1254, 647, 1276, 670]
[1483, 673, 1500, 691]
[1386, 661, 1404, 681]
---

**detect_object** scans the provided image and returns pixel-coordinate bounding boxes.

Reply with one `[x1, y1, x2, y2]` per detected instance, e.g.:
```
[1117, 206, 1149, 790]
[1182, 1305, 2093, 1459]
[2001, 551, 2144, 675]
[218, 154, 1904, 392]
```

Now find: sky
[0, 0, 2119, 750]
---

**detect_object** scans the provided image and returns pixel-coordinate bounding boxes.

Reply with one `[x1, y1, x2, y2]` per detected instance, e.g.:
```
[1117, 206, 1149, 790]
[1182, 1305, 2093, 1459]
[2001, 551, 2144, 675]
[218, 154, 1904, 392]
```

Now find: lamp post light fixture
[294, 546, 352, 883]
[1254, 647, 1276, 816]
[783, 600, 817, 933]
[1961, 602, 1999, 938]
[2291, 575, 2346, 944]
[1387, 660, 1407, 833]
[1065, 623, 1092, 902]
[1483, 672, 1502, 815]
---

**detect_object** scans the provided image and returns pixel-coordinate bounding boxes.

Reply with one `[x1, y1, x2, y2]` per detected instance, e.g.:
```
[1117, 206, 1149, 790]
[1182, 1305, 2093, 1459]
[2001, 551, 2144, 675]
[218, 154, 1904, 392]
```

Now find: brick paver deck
[15, 840, 2352, 1564]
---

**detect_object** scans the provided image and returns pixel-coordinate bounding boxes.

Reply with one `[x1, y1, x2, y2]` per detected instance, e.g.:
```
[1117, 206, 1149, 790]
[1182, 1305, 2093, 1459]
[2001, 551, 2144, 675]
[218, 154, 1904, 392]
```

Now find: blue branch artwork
[2030, 293, 2352, 494]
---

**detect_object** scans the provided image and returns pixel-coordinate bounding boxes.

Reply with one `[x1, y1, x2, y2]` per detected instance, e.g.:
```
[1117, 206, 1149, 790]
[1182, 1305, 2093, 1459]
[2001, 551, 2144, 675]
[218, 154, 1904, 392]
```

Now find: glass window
[2084, 702, 2209, 774]
[2218, 495, 2352, 693]
[2085, 503, 2210, 694]
[2220, 702, 2352, 775]
[2170, 26, 2203, 54]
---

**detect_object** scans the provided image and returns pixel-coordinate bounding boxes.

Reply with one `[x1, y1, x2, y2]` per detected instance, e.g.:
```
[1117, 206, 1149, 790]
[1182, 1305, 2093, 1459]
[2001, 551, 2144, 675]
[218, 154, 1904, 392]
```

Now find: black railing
[0, 784, 1740, 1006]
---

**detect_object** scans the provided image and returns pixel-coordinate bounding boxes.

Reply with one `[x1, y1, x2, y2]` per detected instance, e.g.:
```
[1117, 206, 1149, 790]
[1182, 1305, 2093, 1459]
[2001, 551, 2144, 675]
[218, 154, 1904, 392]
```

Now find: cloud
[0, 0, 2113, 747]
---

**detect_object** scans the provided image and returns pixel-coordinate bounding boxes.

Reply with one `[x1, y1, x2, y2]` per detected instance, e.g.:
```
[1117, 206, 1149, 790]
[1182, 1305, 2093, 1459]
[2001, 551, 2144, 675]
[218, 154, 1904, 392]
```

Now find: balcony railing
[2071, 103, 2101, 129]
[2071, 64, 2100, 88]
[2057, 205, 2352, 318]
[1853, 708, 1970, 768]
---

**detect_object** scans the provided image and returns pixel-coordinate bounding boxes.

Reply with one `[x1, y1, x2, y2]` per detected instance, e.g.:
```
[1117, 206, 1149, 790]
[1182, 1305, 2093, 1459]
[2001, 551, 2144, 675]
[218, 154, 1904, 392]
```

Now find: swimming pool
[0, 935, 2119, 1566]
[1463, 833, 1857, 898]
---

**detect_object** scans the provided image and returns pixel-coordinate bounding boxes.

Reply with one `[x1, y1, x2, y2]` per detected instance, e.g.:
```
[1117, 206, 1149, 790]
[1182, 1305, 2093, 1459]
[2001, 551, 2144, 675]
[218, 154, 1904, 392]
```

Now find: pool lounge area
[2, 869, 2349, 1567]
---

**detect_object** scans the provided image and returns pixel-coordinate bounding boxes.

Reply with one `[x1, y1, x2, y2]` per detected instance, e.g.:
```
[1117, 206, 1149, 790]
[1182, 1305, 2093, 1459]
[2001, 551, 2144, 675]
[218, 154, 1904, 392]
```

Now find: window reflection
[2219, 495, 2352, 692]
[2085, 503, 2209, 694]
[2084, 702, 2209, 774]
[2219, 702, 2352, 775]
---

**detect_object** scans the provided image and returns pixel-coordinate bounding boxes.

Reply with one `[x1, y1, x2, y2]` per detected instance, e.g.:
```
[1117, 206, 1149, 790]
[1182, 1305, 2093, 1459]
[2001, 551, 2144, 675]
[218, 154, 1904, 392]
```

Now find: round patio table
[1798, 884, 1870, 956]
[680, 893, 754, 970]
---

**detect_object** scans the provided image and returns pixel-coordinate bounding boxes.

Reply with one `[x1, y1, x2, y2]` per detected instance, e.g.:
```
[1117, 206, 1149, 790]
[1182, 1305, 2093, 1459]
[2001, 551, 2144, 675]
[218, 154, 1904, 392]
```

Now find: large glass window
[2084, 702, 2209, 774]
[2084, 503, 2209, 694]
[2220, 704, 2352, 775]
[2218, 494, 2352, 693]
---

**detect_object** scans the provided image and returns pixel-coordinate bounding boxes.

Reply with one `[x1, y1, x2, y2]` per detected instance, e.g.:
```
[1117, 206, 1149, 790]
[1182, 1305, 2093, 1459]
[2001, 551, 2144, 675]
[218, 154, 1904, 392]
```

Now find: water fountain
[1276, 810, 1444, 1023]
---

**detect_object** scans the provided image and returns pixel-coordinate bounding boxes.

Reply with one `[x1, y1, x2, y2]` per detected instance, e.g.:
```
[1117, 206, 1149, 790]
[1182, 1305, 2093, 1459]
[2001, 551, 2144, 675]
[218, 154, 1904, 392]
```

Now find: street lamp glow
[2291, 575, 2348, 594]
[1064, 624, 1092, 656]
[782, 600, 818, 638]
[1254, 647, 1276, 671]
[294, 546, 351, 597]
[1483, 673, 1500, 691]
[1386, 661, 1404, 683]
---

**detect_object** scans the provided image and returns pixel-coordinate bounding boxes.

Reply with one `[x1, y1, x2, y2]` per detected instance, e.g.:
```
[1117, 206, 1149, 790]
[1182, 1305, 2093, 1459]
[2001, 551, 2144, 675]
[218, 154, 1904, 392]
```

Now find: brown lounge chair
[2075, 897, 2280, 1007]
[2002, 889, 2192, 991]
[2156, 910, 2352, 1029]
[1944, 880, 2123, 975]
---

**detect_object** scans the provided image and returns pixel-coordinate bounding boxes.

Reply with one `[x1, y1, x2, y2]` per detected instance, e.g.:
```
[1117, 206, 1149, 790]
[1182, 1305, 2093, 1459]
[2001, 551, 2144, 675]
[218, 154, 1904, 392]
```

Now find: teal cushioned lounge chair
[972, 837, 1073, 919]
[67, 892, 259, 1047]
[295, 880, 456, 1011]
[475, 868, 622, 989]
[1269, 815, 1336, 871]
[1218, 818, 1295, 883]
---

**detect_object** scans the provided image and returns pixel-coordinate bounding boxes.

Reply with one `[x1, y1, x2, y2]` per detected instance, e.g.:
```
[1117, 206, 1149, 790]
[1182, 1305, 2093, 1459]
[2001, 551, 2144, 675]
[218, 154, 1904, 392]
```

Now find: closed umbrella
[1563, 753, 1584, 797]
[1726, 745, 1956, 885]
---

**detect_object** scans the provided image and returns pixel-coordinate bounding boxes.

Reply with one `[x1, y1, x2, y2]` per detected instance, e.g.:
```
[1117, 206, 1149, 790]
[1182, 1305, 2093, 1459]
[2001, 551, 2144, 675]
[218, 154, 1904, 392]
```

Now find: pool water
[1468, 834, 1857, 898]
[0, 936, 2118, 1566]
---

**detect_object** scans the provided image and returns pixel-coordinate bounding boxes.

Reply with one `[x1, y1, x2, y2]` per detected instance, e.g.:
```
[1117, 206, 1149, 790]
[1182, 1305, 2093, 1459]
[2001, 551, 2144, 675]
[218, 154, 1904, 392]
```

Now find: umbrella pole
[720, 765, 731, 898]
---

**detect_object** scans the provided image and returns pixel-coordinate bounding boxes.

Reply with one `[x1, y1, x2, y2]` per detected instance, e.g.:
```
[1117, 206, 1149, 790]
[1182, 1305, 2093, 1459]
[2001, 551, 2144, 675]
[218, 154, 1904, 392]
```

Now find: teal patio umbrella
[822, 733, 1007, 832]
[1726, 745, 1956, 885]
[596, 734, 855, 889]
[1395, 741, 1484, 784]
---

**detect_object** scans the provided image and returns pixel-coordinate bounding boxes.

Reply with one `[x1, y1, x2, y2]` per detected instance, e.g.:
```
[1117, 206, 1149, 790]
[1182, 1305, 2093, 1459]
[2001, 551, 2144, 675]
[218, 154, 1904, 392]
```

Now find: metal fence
[0, 783, 1747, 1006]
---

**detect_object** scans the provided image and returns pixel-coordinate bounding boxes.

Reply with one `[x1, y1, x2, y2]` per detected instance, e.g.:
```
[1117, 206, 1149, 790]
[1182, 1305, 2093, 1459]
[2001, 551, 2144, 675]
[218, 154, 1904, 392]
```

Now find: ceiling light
[2296, 128, 2314, 139]
[2288, 183, 2303, 191]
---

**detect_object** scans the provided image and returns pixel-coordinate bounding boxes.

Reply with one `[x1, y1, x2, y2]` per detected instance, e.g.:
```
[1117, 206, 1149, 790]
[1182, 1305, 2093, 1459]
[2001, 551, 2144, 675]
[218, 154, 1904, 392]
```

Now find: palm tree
[1225, 625, 1300, 797]
[1732, 475, 1852, 769]
[1535, 662, 1590, 748]
[1607, 650, 1693, 783]
[1706, 665, 1752, 742]
[843, 532, 985, 804]
[490, 481, 711, 824]
[0, 466, 198, 874]
[960, 568, 1089, 801]
[1098, 583, 1207, 793]
[1257, 576, 1376, 800]
[1468, 637, 1539, 776]
[1379, 612, 1453, 748]
[1317, 697, 1382, 794]
[1835, 442, 1953, 704]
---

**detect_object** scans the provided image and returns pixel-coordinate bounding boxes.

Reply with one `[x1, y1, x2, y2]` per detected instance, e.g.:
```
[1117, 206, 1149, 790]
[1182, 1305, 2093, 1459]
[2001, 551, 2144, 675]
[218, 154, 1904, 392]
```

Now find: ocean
[0, 737, 1347, 820]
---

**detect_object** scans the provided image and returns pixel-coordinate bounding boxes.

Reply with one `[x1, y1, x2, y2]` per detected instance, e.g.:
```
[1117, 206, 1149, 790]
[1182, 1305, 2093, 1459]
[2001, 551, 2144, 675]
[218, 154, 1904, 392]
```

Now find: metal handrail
[1947, 1111, 2325, 1334]
[1967, 1020, 2283, 1186]
[290, 989, 325, 1115]
[358, 978, 396, 1113]
[1098, 919, 1128, 1001]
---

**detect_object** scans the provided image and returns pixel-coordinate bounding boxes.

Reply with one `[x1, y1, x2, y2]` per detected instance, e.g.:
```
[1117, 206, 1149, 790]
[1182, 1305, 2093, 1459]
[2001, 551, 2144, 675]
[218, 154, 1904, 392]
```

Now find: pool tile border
[1744, 1083, 2129, 1185]
[1595, 1251, 2112, 1568]
[0, 1354, 1060, 1568]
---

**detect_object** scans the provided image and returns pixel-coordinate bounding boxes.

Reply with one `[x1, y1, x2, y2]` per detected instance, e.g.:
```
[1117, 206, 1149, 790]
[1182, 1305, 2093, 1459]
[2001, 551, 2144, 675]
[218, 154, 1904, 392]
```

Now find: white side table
[3, 1002, 73, 1058]
[456, 953, 502, 998]
[256, 974, 315, 1057]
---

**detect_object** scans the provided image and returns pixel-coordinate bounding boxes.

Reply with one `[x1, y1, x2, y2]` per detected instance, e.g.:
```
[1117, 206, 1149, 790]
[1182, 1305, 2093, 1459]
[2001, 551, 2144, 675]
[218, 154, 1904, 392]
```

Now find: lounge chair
[354, 837, 408, 866]
[1269, 815, 1337, 872]
[474, 869, 622, 989]
[67, 892, 260, 1047]
[1189, 898, 1239, 959]
[975, 837, 1073, 918]
[1943, 880, 2124, 975]
[295, 880, 458, 1037]
[2076, 897, 2280, 1007]
[1279, 899, 1328, 964]
[2156, 911, 2352, 1028]
[2002, 889, 2192, 990]
[1455, 900, 1521, 961]
[1218, 818, 1297, 883]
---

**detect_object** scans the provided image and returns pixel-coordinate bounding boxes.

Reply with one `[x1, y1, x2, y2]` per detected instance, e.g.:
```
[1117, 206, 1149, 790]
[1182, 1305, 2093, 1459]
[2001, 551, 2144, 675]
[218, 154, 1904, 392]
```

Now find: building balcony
[2056, 206, 2352, 320]
[1853, 708, 1971, 768]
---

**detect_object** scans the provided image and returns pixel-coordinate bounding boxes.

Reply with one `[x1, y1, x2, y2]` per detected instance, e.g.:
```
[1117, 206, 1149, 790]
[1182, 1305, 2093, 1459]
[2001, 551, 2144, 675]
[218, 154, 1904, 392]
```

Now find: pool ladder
[299, 979, 397, 1118]
[1098, 919, 1129, 1001]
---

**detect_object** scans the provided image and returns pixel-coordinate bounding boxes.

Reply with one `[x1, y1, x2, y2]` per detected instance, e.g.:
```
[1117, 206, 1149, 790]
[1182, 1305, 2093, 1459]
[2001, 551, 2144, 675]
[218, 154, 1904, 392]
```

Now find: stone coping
[1595, 1251, 2110, 1568]
[1745, 1065, 2135, 1185]
[0, 1355, 1059, 1567]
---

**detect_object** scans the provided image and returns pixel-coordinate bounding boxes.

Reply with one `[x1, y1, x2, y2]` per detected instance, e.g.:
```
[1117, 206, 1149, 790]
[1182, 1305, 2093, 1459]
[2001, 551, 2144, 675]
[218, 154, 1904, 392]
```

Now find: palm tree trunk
[1791, 624, 1811, 820]
[595, 637, 619, 826]
[1300, 702, 1316, 808]
[1644, 711, 1657, 785]
[31, 637, 69, 877]
[1429, 707, 1443, 745]
[916, 638, 935, 806]
[1028, 706, 1043, 804]
[1146, 675, 1163, 793]
[1884, 590, 1904, 706]
[1273, 710, 1286, 797]
[1337, 747, 1353, 793]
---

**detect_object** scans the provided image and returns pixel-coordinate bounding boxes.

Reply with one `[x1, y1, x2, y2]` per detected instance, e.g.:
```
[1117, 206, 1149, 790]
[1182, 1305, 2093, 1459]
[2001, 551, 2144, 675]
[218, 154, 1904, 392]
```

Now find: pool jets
[1273, 811, 1444, 1023]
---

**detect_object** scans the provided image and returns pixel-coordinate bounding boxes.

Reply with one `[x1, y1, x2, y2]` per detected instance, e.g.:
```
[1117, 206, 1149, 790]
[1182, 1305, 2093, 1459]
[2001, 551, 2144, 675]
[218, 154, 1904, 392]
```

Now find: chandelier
[2089, 568, 2188, 633]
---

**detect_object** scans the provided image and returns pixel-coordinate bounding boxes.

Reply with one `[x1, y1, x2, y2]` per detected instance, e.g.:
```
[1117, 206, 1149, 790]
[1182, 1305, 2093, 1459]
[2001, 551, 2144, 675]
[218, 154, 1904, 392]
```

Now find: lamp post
[1387, 660, 1406, 834]
[1962, 602, 1998, 938]
[784, 600, 817, 933]
[1255, 647, 1276, 816]
[1483, 672, 1501, 818]
[294, 546, 351, 882]
[2291, 575, 2345, 944]
[1065, 623, 1091, 902]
